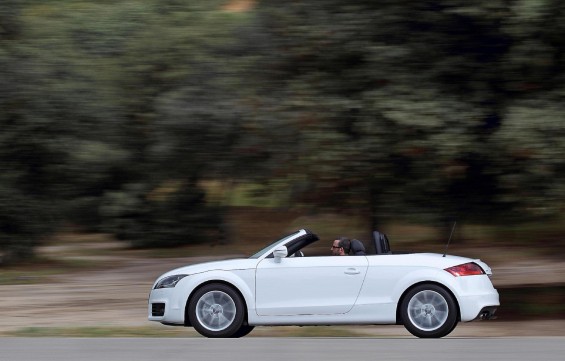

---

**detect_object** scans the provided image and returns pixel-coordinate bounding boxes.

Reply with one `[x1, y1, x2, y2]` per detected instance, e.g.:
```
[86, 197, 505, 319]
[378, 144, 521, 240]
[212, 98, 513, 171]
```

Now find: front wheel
[188, 283, 246, 338]
[400, 284, 458, 338]
[232, 324, 255, 338]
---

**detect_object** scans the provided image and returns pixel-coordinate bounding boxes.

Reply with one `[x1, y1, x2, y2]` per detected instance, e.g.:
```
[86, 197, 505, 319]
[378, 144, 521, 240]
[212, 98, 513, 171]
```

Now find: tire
[400, 284, 458, 338]
[232, 324, 255, 338]
[188, 283, 246, 338]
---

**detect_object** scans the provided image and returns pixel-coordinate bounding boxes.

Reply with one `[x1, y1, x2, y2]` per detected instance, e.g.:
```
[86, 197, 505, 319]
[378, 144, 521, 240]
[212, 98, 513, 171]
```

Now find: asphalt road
[1, 337, 564, 361]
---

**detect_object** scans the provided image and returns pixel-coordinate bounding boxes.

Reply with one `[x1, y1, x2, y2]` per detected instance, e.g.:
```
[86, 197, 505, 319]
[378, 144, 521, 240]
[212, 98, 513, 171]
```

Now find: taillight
[445, 262, 485, 276]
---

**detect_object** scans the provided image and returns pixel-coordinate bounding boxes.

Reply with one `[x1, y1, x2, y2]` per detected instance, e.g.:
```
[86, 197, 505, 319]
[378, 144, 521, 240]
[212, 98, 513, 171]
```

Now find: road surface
[1, 337, 564, 361]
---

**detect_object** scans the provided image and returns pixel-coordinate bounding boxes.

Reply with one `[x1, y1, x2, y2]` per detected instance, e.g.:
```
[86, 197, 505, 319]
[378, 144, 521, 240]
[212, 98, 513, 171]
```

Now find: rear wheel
[188, 283, 246, 338]
[400, 284, 458, 338]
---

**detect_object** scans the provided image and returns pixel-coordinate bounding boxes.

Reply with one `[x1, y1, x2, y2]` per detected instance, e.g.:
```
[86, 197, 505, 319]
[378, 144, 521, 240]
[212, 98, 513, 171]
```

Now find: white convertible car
[148, 229, 499, 338]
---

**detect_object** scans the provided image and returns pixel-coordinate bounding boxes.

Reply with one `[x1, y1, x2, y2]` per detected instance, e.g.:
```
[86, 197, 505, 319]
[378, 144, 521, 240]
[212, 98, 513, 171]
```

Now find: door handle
[344, 268, 360, 275]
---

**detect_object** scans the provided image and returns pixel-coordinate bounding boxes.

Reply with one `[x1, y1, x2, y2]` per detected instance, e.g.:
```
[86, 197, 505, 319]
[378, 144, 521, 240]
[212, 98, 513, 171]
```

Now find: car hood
[156, 258, 259, 280]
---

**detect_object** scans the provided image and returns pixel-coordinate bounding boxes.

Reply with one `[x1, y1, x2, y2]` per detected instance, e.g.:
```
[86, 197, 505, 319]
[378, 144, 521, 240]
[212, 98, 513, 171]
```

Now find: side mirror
[273, 246, 288, 263]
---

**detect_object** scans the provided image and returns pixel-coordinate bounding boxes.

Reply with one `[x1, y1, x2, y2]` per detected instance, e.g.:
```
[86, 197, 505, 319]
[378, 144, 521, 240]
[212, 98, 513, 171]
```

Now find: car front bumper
[148, 288, 186, 325]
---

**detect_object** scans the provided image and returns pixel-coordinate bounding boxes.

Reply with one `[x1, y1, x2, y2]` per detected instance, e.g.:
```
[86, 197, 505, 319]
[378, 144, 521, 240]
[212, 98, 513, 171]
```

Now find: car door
[255, 256, 368, 316]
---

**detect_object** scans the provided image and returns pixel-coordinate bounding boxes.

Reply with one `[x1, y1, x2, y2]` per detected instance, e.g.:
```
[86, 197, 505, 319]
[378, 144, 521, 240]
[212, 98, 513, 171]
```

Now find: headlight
[154, 274, 188, 289]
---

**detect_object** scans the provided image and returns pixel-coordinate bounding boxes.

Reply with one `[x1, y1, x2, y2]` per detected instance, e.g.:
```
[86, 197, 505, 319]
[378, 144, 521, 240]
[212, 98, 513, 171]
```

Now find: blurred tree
[3, 0, 565, 261]
[1, 1, 152, 259]
[251, 0, 565, 234]
[94, 0, 257, 246]
[0, 1, 63, 263]
[2, 0, 260, 254]
[491, 0, 565, 220]
[0, 0, 19, 41]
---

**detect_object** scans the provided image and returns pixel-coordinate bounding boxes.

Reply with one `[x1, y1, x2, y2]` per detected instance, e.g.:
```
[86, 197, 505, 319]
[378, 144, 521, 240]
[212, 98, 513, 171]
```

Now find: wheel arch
[395, 281, 461, 325]
[184, 280, 249, 327]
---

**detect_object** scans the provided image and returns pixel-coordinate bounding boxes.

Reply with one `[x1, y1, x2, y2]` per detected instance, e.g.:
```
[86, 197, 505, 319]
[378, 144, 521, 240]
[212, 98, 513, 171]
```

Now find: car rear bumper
[458, 288, 500, 322]
[475, 306, 498, 320]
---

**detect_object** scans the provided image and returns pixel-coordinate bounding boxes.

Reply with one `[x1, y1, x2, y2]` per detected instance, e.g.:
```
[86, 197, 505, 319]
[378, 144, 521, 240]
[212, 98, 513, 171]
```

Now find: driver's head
[331, 237, 350, 255]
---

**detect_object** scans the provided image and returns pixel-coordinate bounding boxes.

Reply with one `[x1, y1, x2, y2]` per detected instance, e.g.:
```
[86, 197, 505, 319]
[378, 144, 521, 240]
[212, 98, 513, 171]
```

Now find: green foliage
[251, 0, 565, 228]
[0, 187, 57, 262]
[3, 0, 565, 261]
[493, 97, 565, 217]
[1, 1, 62, 263]
[99, 182, 222, 248]
[1, 0, 250, 259]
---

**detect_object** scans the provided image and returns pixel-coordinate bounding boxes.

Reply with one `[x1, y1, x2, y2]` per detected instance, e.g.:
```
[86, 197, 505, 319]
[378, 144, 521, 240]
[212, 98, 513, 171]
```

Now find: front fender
[179, 269, 256, 318]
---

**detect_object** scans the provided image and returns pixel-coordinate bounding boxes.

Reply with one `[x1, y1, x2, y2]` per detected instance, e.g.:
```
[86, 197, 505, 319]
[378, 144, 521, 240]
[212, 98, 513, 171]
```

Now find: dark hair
[338, 237, 351, 253]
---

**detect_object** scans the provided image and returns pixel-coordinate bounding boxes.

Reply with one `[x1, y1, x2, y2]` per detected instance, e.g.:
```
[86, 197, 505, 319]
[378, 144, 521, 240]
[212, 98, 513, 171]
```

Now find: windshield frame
[248, 230, 302, 259]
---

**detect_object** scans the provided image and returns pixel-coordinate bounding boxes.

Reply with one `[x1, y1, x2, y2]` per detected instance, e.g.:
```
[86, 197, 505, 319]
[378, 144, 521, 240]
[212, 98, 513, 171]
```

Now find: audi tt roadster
[148, 229, 499, 338]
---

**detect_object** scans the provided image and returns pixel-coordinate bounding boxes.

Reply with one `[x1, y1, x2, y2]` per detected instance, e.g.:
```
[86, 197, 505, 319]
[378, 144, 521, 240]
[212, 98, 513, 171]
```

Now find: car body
[148, 229, 499, 338]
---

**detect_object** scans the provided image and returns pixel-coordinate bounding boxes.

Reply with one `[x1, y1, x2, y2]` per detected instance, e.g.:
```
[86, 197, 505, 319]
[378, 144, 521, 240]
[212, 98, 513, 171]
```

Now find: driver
[331, 237, 350, 256]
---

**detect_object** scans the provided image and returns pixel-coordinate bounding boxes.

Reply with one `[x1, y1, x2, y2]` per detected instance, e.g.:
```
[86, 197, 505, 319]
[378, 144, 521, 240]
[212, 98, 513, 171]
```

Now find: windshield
[248, 231, 300, 259]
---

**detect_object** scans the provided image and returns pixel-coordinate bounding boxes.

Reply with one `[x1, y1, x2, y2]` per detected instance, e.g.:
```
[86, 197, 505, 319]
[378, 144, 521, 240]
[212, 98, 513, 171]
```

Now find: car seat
[349, 239, 366, 255]
[373, 231, 391, 255]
